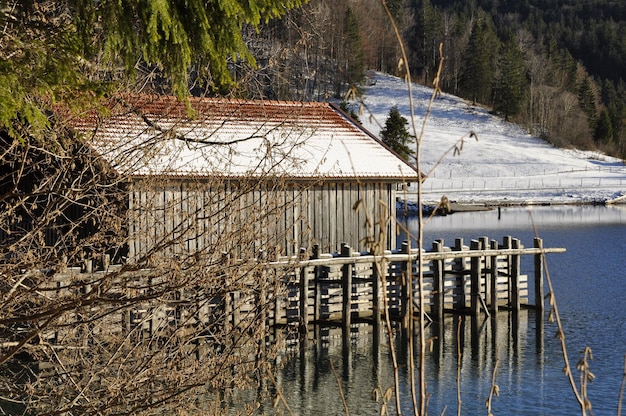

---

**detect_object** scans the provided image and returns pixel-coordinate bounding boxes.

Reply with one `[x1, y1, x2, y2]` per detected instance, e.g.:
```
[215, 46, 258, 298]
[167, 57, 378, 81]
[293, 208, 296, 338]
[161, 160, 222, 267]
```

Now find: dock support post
[312, 244, 321, 323]
[534, 237, 544, 312]
[480, 236, 489, 304]
[257, 249, 269, 339]
[489, 239, 499, 316]
[453, 238, 466, 310]
[432, 239, 445, 321]
[533, 237, 545, 353]
[470, 240, 481, 316]
[298, 248, 309, 332]
[341, 244, 353, 334]
[400, 241, 411, 331]
[371, 250, 383, 329]
[510, 238, 521, 313]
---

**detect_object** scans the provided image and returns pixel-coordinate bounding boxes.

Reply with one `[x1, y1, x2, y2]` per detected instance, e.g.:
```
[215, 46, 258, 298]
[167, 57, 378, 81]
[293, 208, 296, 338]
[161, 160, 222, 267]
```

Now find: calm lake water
[270, 205, 626, 415]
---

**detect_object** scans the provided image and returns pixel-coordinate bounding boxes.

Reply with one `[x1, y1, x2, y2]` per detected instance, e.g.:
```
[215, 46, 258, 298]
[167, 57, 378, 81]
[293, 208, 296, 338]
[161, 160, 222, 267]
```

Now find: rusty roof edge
[127, 172, 411, 182]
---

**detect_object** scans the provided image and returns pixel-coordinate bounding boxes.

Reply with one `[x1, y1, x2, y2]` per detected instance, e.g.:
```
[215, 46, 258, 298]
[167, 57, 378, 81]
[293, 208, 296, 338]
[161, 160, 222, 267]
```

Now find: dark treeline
[233, 0, 626, 158]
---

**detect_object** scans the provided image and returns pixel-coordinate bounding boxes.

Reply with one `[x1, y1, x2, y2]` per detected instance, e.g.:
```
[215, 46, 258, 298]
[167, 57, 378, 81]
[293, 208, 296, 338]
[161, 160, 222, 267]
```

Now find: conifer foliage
[459, 16, 498, 105]
[380, 106, 414, 162]
[0, 0, 306, 139]
[493, 32, 527, 121]
[343, 7, 365, 87]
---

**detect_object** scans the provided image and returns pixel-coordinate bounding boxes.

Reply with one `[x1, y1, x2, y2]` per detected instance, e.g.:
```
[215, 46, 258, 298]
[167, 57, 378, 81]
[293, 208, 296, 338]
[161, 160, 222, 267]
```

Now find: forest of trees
[234, 0, 626, 159]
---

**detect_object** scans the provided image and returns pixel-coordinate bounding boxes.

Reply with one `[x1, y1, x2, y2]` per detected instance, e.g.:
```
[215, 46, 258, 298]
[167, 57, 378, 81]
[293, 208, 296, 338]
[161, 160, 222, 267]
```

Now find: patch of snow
[355, 72, 626, 205]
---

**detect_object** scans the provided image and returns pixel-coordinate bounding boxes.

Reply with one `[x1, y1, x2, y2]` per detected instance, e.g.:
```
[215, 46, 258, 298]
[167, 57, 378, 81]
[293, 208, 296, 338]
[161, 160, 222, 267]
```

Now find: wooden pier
[271, 236, 564, 332]
[39, 236, 564, 343]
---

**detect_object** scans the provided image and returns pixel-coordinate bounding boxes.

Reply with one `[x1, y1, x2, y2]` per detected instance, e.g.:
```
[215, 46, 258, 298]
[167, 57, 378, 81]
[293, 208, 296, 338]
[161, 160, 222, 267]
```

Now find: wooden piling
[341, 244, 353, 332]
[470, 240, 481, 316]
[312, 244, 322, 323]
[534, 237, 544, 312]
[400, 241, 411, 330]
[431, 239, 445, 321]
[510, 238, 521, 313]
[480, 237, 489, 305]
[299, 247, 309, 329]
[453, 238, 466, 310]
[489, 239, 499, 316]
[370, 249, 384, 328]
[256, 250, 269, 339]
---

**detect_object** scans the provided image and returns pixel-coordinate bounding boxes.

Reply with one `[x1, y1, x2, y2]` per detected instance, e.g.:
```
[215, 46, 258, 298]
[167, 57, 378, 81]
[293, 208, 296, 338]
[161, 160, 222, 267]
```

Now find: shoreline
[398, 194, 626, 216]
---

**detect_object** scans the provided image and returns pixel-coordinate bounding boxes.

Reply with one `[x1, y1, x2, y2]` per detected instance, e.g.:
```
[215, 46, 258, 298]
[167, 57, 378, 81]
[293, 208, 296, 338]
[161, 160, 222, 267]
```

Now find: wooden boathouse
[8, 97, 565, 350]
[73, 95, 418, 260]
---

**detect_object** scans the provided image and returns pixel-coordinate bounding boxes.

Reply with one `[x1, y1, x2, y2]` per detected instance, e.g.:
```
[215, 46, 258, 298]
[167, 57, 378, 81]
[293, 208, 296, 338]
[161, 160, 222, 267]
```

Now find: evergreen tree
[493, 32, 527, 120]
[343, 7, 365, 87]
[599, 80, 624, 141]
[409, 0, 439, 83]
[594, 108, 614, 143]
[459, 16, 498, 105]
[339, 100, 361, 124]
[380, 106, 415, 161]
[578, 76, 598, 129]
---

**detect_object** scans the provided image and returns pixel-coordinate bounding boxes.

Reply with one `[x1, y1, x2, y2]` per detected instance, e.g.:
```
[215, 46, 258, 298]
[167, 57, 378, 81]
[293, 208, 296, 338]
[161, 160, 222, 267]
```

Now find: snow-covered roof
[74, 95, 418, 181]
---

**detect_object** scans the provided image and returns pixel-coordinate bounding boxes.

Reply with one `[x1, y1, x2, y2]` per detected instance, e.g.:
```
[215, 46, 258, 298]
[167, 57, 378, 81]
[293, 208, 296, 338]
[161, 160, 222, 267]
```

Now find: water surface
[274, 206, 626, 415]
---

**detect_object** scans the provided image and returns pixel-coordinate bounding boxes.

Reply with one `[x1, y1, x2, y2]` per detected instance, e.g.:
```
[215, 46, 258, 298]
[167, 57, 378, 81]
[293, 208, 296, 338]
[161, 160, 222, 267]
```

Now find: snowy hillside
[354, 72, 626, 205]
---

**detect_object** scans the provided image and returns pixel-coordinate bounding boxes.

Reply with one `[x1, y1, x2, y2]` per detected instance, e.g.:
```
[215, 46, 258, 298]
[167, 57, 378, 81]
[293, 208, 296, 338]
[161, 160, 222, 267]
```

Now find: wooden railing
[267, 236, 565, 331]
[38, 236, 565, 342]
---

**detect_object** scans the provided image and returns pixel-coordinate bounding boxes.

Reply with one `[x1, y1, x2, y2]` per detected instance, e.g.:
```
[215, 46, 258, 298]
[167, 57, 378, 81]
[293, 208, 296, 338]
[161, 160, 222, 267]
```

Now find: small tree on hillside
[380, 106, 414, 161]
[339, 100, 361, 123]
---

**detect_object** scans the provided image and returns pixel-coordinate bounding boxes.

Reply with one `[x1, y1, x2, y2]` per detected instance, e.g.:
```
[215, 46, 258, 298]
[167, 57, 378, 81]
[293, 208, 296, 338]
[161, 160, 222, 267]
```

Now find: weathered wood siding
[127, 178, 398, 260]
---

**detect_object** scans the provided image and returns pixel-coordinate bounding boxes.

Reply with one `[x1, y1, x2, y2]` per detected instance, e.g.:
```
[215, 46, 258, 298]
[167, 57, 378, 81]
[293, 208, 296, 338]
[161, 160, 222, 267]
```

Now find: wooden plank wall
[127, 179, 398, 260]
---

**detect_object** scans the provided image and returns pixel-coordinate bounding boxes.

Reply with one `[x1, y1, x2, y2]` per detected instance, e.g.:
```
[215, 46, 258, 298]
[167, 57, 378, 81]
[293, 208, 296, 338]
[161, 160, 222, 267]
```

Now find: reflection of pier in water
[275, 309, 543, 415]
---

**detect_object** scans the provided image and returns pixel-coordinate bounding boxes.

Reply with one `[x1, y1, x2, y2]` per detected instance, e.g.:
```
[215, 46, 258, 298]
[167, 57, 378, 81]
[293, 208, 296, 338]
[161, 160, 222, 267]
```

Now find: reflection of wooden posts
[341, 244, 353, 332]
[511, 238, 521, 313]
[534, 237, 544, 311]
[489, 239, 499, 317]
[431, 239, 444, 321]
[470, 240, 481, 316]
[400, 241, 411, 330]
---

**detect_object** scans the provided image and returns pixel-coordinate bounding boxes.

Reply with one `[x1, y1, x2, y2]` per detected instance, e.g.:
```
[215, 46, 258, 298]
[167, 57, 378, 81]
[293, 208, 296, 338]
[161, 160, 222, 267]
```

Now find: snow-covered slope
[355, 72, 626, 205]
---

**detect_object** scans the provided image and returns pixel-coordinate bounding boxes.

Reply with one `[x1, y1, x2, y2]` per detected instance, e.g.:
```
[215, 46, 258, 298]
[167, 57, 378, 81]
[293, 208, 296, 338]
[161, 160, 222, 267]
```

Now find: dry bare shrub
[0, 120, 301, 414]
